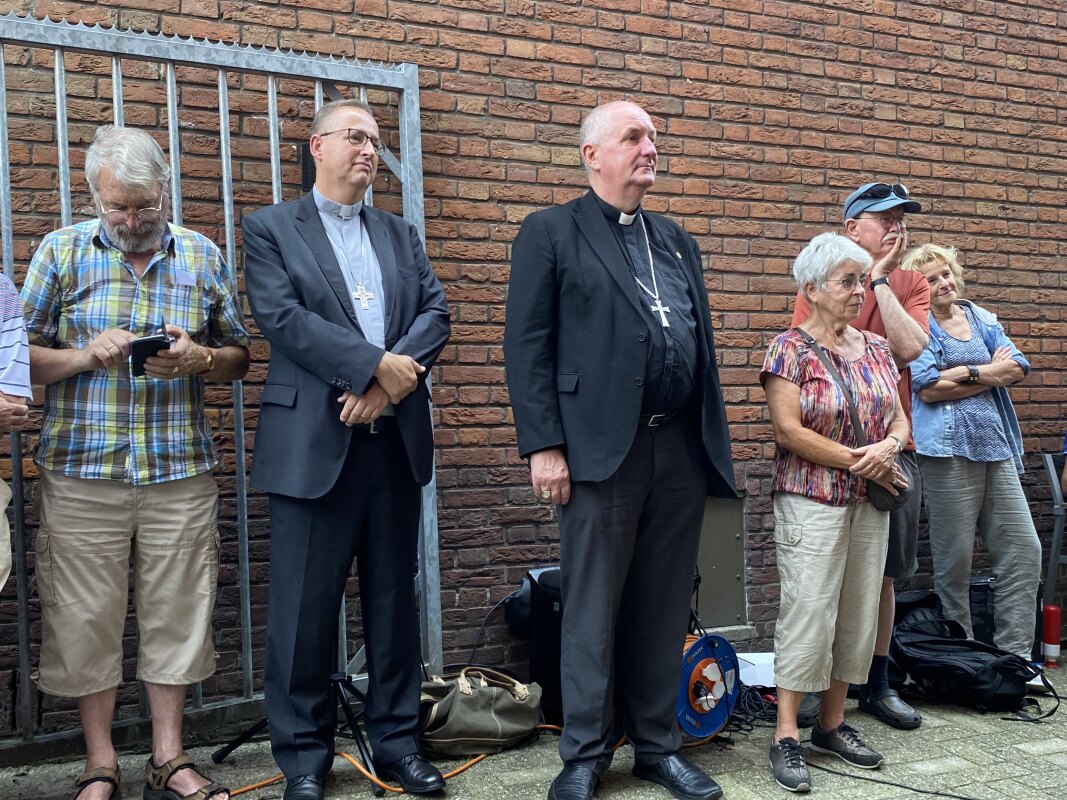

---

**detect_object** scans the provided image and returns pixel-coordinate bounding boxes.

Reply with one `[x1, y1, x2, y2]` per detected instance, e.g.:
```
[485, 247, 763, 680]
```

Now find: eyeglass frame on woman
[824, 273, 869, 291]
[96, 190, 165, 224]
[318, 128, 385, 153]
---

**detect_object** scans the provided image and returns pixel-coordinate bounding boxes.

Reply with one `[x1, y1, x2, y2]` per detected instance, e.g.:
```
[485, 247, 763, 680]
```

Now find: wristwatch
[869, 276, 890, 290]
[888, 435, 904, 453]
[198, 347, 216, 375]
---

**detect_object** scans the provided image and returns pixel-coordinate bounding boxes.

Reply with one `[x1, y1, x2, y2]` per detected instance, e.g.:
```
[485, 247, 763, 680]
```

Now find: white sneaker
[1027, 666, 1052, 695]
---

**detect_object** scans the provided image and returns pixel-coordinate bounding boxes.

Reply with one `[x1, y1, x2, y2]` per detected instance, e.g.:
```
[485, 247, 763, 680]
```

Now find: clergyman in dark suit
[242, 100, 450, 800]
[504, 101, 737, 800]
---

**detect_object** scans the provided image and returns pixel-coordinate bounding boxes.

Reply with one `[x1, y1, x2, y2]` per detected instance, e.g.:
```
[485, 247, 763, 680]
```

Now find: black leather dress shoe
[633, 753, 723, 800]
[548, 764, 599, 800]
[283, 775, 325, 800]
[377, 753, 445, 794]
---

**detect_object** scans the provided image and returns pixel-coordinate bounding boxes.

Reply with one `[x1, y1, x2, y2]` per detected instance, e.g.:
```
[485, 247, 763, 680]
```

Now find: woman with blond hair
[900, 243, 1040, 660]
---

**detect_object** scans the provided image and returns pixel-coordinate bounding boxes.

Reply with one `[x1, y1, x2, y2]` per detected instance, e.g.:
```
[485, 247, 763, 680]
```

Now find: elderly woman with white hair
[761, 233, 910, 793]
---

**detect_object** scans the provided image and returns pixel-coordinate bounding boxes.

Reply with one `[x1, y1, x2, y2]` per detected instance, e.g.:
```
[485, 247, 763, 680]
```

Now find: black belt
[351, 416, 398, 434]
[638, 410, 681, 427]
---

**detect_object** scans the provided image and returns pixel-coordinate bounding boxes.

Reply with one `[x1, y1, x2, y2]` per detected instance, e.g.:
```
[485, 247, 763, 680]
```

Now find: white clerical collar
[618, 209, 638, 226]
[313, 186, 363, 222]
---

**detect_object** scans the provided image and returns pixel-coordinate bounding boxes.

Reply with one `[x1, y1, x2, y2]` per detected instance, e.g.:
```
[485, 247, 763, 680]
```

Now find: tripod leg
[334, 678, 385, 797]
[211, 716, 269, 764]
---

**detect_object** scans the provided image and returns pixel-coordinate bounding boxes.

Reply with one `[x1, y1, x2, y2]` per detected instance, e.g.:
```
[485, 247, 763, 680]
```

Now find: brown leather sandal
[72, 766, 121, 800]
[144, 754, 229, 800]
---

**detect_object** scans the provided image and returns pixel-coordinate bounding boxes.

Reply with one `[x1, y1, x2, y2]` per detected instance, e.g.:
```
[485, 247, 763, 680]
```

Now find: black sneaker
[769, 737, 812, 793]
[796, 692, 821, 729]
[809, 721, 884, 769]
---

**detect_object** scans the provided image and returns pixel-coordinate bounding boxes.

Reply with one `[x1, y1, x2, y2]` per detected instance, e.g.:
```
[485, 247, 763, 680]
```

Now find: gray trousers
[919, 455, 1041, 659]
[557, 419, 707, 774]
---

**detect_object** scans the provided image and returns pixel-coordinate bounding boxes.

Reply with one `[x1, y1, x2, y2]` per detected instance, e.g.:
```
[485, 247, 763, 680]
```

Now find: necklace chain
[326, 208, 373, 309]
[632, 214, 660, 301]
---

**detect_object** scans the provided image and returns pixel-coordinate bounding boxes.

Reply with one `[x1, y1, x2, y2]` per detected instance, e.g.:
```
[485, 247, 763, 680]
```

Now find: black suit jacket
[504, 191, 736, 497]
[243, 193, 450, 497]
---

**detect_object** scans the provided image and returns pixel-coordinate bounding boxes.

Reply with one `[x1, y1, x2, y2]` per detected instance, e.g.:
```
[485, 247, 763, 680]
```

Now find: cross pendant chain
[650, 299, 671, 327]
[635, 215, 670, 328]
[353, 282, 374, 310]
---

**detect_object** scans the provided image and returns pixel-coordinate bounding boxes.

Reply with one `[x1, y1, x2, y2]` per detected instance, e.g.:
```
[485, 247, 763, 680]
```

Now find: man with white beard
[22, 125, 249, 800]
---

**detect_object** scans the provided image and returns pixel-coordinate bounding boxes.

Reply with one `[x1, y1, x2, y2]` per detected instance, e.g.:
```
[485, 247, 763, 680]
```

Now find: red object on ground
[1044, 604, 1061, 669]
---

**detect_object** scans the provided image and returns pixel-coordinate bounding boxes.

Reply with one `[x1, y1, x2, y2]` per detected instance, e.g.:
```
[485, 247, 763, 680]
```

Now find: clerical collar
[591, 191, 641, 227]
[313, 186, 363, 221]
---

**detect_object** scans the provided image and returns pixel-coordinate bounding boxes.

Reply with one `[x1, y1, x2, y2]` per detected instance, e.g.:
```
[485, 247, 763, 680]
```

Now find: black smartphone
[129, 333, 173, 377]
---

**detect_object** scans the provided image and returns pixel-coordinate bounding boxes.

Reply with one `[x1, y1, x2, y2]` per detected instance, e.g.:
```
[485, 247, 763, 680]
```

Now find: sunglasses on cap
[844, 182, 910, 220]
[855, 182, 909, 202]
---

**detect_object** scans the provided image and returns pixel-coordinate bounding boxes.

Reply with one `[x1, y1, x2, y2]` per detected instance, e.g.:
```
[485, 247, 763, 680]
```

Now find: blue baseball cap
[844, 182, 922, 220]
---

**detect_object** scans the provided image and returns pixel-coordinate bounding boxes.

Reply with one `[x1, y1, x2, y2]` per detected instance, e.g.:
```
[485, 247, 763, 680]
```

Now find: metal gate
[0, 13, 441, 750]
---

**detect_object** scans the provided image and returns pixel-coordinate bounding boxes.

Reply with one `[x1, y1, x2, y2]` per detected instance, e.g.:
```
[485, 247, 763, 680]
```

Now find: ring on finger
[541, 487, 551, 499]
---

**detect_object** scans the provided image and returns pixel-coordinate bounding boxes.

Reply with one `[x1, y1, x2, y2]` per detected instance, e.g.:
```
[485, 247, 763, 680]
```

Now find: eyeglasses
[97, 191, 164, 224]
[845, 182, 909, 219]
[855, 214, 907, 231]
[825, 273, 868, 291]
[318, 128, 384, 153]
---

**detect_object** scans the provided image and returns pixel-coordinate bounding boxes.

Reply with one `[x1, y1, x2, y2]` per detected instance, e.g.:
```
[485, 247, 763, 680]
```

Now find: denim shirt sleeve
[909, 341, 941, 391]
[987, 318, 1029, 375]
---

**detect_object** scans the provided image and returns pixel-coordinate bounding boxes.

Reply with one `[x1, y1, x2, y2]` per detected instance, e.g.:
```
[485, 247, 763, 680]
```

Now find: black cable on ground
[805, 760, 989, 800]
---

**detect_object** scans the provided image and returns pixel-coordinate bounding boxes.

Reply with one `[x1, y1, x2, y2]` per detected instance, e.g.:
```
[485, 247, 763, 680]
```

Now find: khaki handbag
[419, 667, 542, 758]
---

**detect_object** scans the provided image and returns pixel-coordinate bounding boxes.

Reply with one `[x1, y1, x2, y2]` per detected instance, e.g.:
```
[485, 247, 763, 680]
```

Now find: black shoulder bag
[794, 328, 911, 512]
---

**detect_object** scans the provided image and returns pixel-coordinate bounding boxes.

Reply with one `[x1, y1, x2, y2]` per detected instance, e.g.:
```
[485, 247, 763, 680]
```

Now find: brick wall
[2, 0, 1066, 736]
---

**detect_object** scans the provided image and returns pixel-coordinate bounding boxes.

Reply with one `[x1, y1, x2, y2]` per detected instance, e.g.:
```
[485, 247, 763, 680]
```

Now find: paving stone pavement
[2, 668, 1064, 800]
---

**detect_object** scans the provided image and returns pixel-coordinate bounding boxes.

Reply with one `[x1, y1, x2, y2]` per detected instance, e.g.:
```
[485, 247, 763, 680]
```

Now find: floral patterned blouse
[760, 328, 901, 506]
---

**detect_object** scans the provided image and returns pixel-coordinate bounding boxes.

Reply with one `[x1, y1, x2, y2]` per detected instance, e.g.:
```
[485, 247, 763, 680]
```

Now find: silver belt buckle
[369, 419, 378, 434]
[646, 413, 666, 427]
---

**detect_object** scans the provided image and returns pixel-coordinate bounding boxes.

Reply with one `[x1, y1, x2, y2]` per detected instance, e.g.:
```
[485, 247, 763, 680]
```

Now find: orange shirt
[791, 269, 930, 449]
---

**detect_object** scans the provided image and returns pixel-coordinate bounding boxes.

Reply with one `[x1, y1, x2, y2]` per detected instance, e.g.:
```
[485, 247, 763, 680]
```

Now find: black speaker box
[529, 567, 563, 725]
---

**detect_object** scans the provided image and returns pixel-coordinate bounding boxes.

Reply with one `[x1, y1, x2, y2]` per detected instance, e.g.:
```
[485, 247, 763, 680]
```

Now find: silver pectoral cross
[353, 282, 375, 310]
[650, 299, 671, 327]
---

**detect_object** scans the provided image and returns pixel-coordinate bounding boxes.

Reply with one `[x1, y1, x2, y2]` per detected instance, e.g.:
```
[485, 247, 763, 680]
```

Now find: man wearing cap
[791, 182, 930, 732]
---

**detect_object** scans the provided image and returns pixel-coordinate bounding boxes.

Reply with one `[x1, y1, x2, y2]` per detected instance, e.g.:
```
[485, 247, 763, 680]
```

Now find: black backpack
[890, 605, 1058, 720]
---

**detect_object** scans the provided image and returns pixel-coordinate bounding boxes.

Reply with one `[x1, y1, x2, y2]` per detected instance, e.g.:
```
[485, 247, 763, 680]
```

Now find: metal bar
[54, 48, 72, 227]
[397, 64, 425, 241]
[0, 66, 26, 740]
[217, 69, 236, 273]
[0, 46, 14, 281]
[216, 68, 255, 699]
[3, 53, 32, 737]
[314, 80, 323, 112]
[166, 62, 183, 225]
[111, 56, 123, 125]
[267, 75, 282, 205]
[234, 383, 252, 698]
[358, 85, 373, 208]
[1, 14, 411, 88]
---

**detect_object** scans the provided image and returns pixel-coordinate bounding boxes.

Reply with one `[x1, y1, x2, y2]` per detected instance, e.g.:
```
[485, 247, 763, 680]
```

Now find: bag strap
[793, 327, 869, 447]
[459, 667, 531, 700]
[1002, 673, 1060, 723]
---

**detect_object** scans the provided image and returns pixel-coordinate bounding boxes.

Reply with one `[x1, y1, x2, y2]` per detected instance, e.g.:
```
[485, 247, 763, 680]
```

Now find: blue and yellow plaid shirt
[22, 220, 250, 485]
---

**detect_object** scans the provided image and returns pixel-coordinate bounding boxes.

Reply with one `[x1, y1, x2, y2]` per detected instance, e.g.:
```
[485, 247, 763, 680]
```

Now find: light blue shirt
[313, 187, 393, 414]
[313, 187, 386, 349]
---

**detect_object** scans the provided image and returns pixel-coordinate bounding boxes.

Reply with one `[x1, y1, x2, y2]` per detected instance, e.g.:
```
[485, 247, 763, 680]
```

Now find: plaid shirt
[22, 220, 250, 485]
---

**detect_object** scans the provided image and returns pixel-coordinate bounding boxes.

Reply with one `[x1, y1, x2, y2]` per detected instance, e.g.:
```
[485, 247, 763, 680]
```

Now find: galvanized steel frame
[0, 13, 441, 748]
